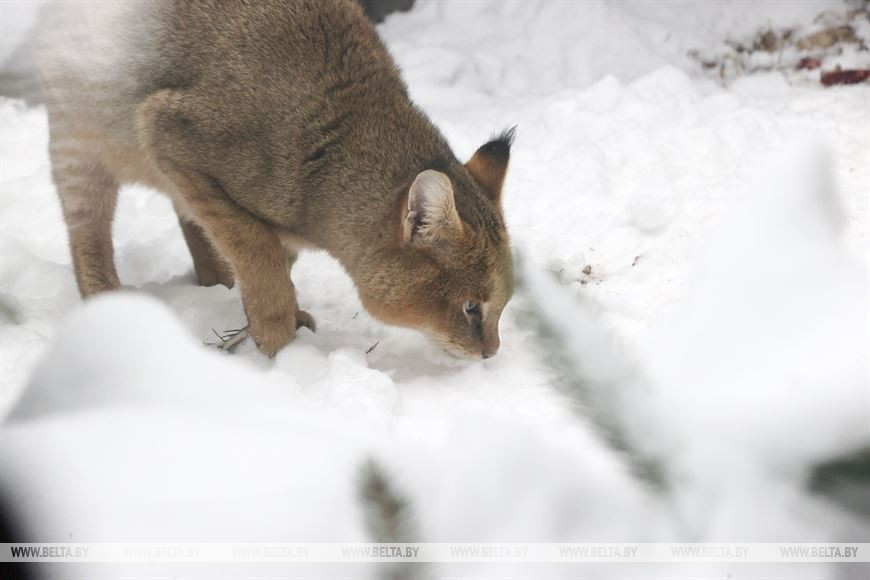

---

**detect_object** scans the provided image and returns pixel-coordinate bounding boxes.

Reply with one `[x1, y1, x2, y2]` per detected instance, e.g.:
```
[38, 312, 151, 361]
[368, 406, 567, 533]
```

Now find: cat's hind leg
[50, 136, 121, 297]
[176, 208, 235, 289]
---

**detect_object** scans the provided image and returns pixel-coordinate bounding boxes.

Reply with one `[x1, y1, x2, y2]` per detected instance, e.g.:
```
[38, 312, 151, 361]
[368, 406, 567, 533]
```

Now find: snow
[1, 0, 869, 578]
[522, 139, 869, 544]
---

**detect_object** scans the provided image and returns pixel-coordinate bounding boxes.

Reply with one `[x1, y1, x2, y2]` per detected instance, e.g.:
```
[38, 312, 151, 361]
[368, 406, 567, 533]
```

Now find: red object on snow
[820, 69, 870, 86]
[797, 57, 821, 70]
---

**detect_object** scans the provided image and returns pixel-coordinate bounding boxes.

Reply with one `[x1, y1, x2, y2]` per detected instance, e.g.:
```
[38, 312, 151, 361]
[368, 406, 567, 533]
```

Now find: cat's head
[361, 129, 516, 359]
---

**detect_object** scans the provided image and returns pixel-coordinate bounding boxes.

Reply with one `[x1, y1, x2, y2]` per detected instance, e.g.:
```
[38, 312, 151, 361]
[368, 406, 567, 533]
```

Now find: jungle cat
[35, 0, 514, 358]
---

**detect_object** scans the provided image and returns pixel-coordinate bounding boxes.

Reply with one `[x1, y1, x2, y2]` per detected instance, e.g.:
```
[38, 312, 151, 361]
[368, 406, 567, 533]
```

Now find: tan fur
[467, 152, 509, 202]
[176, 213, 236, 289]
[37, 0, 515, 358]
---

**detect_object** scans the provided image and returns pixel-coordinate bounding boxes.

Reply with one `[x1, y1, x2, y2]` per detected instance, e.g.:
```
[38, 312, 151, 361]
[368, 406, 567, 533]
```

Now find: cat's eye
[463, 300, 480, 315]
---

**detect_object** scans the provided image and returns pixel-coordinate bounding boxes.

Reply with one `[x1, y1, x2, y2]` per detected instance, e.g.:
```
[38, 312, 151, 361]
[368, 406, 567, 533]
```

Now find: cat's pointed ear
[403, 170, 462, 244]
[466, 126, 515, 203]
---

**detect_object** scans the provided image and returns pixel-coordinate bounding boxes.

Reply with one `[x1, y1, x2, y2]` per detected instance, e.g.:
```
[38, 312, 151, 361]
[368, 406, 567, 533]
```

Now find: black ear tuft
[498, 125, 517, 147]
[477, 125, 517, 165]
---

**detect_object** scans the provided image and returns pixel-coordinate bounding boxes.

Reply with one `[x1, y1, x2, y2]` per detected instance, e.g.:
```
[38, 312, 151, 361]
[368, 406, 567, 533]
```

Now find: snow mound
[519, 140, 869, 545]
[1, 294, 658, 559]
[642, 142, 867, 468]
[0, 1, 868, 577]
[9, 293, 272, 419]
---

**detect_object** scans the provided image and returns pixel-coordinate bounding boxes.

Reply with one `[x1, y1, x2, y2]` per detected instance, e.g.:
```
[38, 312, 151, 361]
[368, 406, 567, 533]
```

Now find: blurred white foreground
[1, 1, 868, 578]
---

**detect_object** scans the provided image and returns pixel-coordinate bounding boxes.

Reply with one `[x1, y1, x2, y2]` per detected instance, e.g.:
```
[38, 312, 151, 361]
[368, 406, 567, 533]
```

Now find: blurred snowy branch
[809, 447, 870, 520]
[358, 459, 429, 580]
[514, 253, 666, 490]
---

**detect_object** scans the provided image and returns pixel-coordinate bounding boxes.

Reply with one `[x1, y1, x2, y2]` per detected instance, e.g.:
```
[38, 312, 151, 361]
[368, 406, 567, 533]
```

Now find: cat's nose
[482, 333, 500, 359]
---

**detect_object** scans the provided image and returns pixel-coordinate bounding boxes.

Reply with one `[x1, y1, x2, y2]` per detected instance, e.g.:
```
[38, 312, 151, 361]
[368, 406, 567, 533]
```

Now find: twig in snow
[205, 326, 251, 352]
[217, 326, 250, 352]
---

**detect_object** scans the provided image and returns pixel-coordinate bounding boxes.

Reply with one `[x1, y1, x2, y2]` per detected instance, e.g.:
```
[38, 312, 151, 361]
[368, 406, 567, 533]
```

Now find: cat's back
[35, 0, 408, 152]
[34, 1, 168, 186]
[153, 0, 407, 115]
[34, 0, 411, 194]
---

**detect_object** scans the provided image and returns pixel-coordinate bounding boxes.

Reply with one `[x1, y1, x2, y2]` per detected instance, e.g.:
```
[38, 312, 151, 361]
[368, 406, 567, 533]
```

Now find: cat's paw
[250, 310, 296, 357]
[295, 309, 316, 332]
[196, 263, 235, 289]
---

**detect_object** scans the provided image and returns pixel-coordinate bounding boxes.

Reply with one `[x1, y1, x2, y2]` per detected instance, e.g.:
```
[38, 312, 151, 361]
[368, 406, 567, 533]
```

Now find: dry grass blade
[206, 325, 251, 352]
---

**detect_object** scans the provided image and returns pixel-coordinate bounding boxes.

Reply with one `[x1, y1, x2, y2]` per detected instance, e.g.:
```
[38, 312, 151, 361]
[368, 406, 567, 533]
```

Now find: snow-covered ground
[1, 1, 868, 578]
